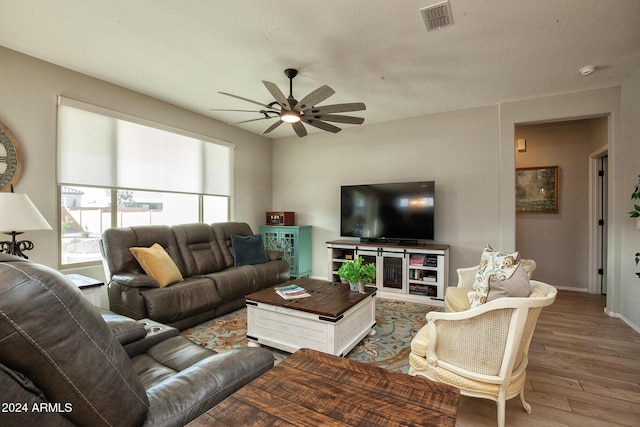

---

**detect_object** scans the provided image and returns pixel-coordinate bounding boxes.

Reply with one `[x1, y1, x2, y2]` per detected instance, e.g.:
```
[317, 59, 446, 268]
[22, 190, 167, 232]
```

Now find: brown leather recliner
[0, 254, 274, 427]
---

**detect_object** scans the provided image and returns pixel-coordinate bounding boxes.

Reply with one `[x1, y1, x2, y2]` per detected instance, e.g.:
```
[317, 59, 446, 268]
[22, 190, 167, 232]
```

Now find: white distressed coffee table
[246, 278, 376, 356]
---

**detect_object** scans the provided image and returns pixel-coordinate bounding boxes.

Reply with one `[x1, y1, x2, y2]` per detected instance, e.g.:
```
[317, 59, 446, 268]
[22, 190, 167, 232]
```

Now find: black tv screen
[340, 181, 435, 242]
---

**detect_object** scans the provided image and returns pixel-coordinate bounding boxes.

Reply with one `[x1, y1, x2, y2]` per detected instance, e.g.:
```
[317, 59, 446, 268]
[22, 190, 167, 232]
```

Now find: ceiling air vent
[420, 1, 454, 31]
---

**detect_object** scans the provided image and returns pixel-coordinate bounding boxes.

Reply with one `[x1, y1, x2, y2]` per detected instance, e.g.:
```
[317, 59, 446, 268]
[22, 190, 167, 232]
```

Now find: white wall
[272, 106, 503, 282]
[620, 66, 640, 330]
[0, 46, 273, 302]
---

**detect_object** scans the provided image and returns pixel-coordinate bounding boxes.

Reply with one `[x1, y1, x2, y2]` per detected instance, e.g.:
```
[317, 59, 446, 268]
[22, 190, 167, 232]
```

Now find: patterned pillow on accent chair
[444, 245, 536, 313]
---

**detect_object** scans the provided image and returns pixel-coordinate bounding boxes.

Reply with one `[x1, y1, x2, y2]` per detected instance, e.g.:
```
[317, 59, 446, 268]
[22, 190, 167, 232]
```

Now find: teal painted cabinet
[260, 225, 312, 278]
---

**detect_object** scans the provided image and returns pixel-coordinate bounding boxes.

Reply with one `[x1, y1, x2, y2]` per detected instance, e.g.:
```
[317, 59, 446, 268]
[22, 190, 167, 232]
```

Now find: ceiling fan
[212, 68, 366, 137]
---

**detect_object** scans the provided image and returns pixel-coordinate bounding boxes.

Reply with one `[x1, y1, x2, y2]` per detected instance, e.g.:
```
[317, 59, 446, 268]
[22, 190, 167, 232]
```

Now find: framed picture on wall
[515, 166, 559, 213]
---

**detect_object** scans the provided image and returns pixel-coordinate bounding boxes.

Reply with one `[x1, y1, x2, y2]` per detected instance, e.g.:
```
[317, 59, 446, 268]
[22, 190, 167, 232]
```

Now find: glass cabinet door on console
[261, 225, 312, 278]
[355, 249, 406, 293]
[381, 252, 405, 292]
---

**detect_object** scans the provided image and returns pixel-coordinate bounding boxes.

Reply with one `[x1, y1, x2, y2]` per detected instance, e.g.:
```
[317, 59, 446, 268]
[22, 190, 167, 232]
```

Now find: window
[57, 97, 233, 267]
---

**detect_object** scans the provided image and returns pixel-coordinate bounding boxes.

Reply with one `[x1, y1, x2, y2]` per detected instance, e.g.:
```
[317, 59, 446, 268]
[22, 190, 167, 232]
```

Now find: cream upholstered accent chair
[445, 259, 537, 312]
[409, 280, 556, 427]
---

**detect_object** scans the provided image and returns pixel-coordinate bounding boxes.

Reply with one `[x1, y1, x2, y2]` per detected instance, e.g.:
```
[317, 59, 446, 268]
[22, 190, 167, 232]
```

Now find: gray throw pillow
[231, 234, 269, 266]
[486, 263, 531, 302]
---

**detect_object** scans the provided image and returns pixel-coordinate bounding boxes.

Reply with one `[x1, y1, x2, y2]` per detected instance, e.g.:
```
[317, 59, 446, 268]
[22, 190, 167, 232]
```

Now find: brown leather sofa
[100, 222, 291, 330]
[0, 254, 274, 427]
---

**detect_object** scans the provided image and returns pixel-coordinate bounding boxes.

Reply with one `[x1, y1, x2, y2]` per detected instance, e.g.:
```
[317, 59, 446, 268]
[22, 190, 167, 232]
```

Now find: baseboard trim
[554, 285, 589, 292]
[604, 308, 640, 334]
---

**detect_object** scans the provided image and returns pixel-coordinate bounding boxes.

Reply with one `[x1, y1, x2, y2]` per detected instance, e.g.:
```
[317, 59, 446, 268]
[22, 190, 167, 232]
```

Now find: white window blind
[57, 97, 233, 196]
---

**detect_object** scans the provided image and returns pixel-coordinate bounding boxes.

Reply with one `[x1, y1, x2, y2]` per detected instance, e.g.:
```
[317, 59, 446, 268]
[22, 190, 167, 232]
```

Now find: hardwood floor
[454, 290, 640, 427]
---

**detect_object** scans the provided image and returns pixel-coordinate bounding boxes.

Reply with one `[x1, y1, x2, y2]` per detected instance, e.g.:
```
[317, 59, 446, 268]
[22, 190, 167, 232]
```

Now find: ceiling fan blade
[306, 114, 364, 125]
[302, 117, 342, 133]
[263, 120, 283, 134]
[294, 85, 335, 111]
[231, 116, 277, 125]
[262, 80, 291, 110]
[218, 91, 271, 108]
[210, 108, 267, 113]
[308, 102, 366, 114]
[292, 121, 308, 137]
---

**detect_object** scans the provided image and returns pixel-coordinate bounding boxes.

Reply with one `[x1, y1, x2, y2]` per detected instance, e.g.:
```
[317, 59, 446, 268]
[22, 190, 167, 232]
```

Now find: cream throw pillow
[129, 243, 183, 288]
[468, 245, 520, 308]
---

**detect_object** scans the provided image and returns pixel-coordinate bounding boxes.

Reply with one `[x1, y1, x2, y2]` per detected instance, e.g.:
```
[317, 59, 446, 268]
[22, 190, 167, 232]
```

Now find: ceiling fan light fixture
[280, 110, 301, 123]
[216, 69, 365, 137]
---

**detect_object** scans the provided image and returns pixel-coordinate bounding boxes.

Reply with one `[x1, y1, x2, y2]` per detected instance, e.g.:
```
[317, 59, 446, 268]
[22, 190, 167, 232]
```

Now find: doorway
[515, 119, 608, 291]
[591, 148, 608, 294]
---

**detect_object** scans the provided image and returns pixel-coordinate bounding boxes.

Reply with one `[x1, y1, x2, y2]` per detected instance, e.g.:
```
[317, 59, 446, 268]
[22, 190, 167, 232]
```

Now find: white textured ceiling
[2, 0, 639, 139]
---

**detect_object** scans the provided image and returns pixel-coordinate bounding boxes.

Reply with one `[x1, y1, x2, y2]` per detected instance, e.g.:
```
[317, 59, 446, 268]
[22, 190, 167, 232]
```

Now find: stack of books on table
[275, 284, 311, 300]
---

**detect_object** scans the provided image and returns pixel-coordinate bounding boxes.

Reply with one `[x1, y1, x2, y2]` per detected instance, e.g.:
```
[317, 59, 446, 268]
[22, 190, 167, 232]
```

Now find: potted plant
[337, 256, 376, 293]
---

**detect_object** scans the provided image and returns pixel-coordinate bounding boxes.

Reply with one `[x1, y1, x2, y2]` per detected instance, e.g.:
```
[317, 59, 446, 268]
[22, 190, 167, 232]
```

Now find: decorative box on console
[266, 211, 295, 226]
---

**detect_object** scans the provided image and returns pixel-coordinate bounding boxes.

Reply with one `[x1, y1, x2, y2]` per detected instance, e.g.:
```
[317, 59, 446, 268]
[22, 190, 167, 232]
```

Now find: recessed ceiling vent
[420, 1, 454, 31]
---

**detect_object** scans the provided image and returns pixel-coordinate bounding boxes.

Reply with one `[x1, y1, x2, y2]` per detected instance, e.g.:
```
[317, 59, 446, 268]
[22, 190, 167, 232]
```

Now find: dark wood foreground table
[187, 348, 459, 427]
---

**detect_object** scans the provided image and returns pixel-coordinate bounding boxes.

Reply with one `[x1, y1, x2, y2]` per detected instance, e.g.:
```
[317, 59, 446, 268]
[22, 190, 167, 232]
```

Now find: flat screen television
[340, 181, 435, 242]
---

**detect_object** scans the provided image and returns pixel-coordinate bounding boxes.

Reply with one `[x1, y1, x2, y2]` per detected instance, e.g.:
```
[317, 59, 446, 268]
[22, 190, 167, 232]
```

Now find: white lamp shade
[0, 193, 52, 233]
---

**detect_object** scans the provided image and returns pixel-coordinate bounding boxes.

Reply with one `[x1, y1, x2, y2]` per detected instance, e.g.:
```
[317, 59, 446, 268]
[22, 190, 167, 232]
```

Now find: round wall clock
[0, 120, 24, 192]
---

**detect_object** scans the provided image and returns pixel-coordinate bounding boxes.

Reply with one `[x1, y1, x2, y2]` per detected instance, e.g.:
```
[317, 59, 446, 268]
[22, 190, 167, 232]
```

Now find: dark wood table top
[187, 348, 459, 427]
[245, 277, 376, 319]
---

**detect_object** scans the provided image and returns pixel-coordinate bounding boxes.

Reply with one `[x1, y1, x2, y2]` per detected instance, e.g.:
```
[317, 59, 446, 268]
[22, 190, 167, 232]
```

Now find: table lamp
[0, 187, 52, 258]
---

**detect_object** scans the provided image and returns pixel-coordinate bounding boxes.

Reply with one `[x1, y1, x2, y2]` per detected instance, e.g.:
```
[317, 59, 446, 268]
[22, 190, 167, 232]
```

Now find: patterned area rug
[181, 298, 440, 373]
